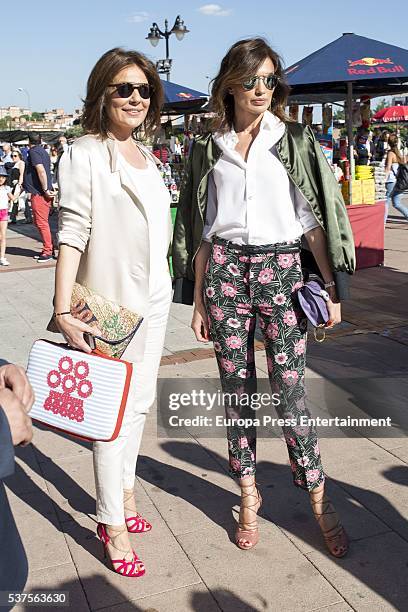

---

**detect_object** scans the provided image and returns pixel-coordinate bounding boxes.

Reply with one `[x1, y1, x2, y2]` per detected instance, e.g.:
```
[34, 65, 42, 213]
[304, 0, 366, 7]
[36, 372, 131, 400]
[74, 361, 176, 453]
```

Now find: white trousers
[92, 275, 172, 525]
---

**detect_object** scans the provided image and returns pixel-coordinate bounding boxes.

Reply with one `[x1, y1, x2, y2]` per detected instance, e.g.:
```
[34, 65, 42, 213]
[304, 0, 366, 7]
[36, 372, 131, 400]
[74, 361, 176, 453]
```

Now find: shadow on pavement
[4, 443, 98, 564]
[153, 440, 408, 610]
[5, 432, 408, 609]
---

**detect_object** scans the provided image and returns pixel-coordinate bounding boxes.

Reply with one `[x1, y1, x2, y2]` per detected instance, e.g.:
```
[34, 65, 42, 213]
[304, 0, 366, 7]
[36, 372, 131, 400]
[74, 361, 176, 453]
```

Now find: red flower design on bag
[44, 357, 93, 423]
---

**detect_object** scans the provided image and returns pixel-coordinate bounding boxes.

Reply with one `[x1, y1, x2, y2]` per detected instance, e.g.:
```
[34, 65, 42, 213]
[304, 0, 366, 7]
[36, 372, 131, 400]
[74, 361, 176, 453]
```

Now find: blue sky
[3, 0, 408, 112]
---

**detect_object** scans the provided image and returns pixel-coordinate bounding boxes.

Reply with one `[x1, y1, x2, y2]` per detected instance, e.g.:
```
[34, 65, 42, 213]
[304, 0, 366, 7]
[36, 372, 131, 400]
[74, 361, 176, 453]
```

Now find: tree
[30, 112, 44, 121]
[373, 98, 387, 114]
[0, 115, 12, 129]
[64, 125, 84, 139]
[333, 108, 345, 121]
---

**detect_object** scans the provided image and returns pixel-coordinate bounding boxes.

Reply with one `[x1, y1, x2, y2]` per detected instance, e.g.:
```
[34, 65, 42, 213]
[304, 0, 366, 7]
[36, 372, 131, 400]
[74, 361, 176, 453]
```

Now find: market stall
[153, 80, 209, 206]
[285, 33, 408, 269]
[152, 79, 209, 274]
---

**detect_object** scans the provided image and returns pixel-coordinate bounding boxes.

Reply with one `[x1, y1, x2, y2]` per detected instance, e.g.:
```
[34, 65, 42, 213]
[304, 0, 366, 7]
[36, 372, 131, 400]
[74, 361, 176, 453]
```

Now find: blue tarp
[161, 80, 208, 113]
[286, 33, 408, 103]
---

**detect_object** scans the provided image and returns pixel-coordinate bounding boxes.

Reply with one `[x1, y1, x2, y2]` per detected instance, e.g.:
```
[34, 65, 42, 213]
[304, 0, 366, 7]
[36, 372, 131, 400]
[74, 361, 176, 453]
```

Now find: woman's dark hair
[81, 47, 163, 139]
[388, 133, 403, 164]
[210, 38, 291, 132]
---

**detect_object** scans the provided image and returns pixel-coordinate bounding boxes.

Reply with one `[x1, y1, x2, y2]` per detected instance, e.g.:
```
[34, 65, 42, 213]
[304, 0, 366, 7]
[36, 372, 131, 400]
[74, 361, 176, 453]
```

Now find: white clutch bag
[26, 339, 133, 442]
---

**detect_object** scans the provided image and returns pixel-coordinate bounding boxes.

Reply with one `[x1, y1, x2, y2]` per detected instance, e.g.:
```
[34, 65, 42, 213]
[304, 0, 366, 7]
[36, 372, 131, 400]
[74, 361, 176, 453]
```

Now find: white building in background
[0, 106, 30, 119]
[0, 106, 82, 130]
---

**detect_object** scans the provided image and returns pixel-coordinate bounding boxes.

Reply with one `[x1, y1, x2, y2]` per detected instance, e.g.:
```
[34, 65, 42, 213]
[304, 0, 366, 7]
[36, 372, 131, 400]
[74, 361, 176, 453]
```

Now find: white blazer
[57, 134, 172, 362]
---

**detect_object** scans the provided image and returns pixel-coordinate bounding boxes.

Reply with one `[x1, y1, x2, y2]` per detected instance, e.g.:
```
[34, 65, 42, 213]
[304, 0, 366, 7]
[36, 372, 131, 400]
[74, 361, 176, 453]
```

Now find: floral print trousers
[204, 237, 325, 491]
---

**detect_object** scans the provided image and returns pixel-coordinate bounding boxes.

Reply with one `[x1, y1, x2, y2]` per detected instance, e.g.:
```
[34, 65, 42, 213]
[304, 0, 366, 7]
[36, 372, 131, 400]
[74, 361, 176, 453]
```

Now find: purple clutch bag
[297, 280, 330, 341]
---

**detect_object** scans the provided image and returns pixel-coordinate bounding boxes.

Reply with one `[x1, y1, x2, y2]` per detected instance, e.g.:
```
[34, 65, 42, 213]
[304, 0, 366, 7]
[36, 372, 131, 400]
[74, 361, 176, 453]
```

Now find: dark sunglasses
[109, 82, 151, 99]
[12, 154, 19, 157]
[242, 74, 279, 91]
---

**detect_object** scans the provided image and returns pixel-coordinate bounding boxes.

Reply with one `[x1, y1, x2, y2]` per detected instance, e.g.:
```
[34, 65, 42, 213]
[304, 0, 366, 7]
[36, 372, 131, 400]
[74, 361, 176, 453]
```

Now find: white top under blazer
[202, 110, 319, 245]
[58, 135, 172, 363]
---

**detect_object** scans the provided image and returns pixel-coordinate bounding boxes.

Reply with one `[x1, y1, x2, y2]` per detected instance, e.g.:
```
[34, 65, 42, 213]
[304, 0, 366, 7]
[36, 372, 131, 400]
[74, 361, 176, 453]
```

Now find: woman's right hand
[191, 299, 210, 342]
[55, 314, 98, 354]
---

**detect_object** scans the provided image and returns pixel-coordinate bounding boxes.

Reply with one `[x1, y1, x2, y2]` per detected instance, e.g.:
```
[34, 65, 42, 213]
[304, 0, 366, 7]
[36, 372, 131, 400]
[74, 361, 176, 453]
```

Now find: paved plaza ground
[1, 208, 408, 611]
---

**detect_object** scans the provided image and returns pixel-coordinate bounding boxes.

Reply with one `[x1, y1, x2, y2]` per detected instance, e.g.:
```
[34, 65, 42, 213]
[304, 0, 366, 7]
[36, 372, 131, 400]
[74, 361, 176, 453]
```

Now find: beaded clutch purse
[47, 282, 143, 359]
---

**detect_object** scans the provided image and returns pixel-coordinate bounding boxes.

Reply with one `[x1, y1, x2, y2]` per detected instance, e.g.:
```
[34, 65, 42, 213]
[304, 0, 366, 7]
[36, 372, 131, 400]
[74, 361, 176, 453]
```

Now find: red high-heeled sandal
[124, 490, 152, 533]
[96, 523, 145, 577]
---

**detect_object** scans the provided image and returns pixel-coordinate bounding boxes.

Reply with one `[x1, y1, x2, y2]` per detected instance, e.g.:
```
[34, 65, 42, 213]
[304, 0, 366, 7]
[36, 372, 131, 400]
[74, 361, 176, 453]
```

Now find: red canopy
[373, 105, 408, 122]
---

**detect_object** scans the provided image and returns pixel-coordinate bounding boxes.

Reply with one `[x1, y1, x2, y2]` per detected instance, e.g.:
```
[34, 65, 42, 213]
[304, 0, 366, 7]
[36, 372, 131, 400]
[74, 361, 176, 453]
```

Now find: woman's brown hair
[210, 38, 291, 132]
[81, 47, 163, 139]
[388, 133, 404, 164]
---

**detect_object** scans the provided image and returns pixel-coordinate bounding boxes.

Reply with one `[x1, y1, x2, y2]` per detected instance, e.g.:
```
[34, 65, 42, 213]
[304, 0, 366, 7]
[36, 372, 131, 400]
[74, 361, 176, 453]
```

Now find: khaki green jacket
[172, 121, 355, 304]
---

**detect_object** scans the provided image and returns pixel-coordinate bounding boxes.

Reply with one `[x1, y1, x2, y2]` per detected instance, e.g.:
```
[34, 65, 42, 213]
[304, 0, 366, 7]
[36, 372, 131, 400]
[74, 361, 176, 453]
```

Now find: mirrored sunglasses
[109, 82, 151, 99]
[242, 75, 279, 91]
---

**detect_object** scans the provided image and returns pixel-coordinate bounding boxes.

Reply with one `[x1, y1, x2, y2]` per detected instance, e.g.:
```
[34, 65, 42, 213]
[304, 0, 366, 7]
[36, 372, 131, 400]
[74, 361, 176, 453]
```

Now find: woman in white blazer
[54, 48, 173, 578]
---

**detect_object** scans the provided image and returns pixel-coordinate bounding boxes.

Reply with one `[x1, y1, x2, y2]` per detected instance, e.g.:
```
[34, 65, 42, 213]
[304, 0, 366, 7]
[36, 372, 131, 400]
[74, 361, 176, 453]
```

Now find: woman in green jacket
[172, 38, 355, 557]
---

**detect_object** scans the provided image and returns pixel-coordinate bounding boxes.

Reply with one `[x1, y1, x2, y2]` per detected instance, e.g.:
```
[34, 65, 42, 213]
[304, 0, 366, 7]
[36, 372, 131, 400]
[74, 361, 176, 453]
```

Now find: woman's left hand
[326, 299, 341, 328]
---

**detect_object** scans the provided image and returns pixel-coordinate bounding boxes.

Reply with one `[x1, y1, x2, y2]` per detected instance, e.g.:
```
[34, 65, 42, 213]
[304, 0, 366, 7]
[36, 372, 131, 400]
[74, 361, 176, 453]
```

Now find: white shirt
[0, 185, 11, 210]
[202, 110, 319, 245]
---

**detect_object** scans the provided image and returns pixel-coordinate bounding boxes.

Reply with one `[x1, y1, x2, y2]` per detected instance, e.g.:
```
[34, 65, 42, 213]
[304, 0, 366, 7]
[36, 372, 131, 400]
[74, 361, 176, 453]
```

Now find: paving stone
[307, 532, 408, 611]
[31, 423, 92, 464]
[4, 443, 48, 494]
[178, 522, 343, 612]
[63, 513, 201, 611]
[102, 584, 219, 612]
[333, 481, 408, 543]
[306, 604, 352, 612]
[4, 488, 71, 572]
[13, 563, 89, 612]
[39, 454, 97, 522]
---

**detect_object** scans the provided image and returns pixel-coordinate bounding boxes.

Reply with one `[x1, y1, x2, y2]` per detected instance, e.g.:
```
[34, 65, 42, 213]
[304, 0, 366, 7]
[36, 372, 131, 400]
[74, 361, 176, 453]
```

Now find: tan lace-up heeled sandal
[310, 491, 349, 558]
[235, 482, 262, 550]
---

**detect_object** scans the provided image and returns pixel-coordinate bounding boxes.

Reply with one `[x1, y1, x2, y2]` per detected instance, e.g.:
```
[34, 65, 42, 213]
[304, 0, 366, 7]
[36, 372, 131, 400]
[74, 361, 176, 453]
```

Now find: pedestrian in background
[0, 166, 14, 266]
[376, 130, 390, 162]
[9, 151, 31, 225]
[384, 133, 408, 222]
[23, 133, 55, 261]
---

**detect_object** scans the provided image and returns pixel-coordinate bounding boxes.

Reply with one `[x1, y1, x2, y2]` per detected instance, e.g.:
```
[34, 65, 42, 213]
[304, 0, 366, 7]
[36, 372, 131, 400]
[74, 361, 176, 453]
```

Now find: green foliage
[372, 98, 387, 114]
[30, 111, 44, 121]
[0, 116, 12, 129]
[333, 108, 345, 121]
[64, 125, 84, 139]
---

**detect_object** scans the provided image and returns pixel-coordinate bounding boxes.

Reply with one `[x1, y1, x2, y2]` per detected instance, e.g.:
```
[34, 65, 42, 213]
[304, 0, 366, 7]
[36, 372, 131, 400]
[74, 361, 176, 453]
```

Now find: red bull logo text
[177, 92, 194, 99]
[347, 57, 405, 75]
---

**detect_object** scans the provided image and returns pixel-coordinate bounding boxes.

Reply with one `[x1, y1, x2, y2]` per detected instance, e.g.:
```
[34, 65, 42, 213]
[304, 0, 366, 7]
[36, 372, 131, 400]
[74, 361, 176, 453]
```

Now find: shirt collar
[214, 110, 285, 152]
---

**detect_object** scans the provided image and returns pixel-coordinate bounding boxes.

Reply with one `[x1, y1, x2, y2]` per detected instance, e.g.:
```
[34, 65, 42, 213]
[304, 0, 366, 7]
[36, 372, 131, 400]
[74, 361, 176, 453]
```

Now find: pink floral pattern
[258, 268, 274, 284]
[226, 335, 242, 349]
[221, 282, 237, 297]
[203, 240, 325, 490]
[278, 253, 295, 268]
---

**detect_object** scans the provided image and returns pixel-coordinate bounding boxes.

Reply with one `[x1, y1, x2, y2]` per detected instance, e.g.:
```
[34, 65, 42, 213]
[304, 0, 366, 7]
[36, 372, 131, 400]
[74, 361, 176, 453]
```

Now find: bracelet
[324, 281, 336, 289]
[53, 311, 71, 318]
[320, 289, 331, 302]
